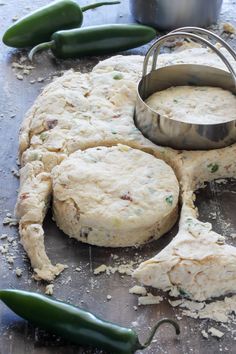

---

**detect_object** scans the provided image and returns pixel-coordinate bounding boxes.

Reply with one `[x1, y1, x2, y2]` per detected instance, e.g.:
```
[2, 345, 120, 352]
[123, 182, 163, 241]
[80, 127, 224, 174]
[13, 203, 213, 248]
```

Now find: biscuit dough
[52, 145, 179, 247]
[146, 85, 236, 124]
[16, 44, 236, 301]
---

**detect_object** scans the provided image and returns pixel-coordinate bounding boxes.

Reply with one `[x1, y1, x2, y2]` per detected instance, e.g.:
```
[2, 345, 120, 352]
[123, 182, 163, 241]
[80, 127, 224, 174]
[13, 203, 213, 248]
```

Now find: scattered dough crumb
[201, 329, 209, 339]
[168, 299, 184, 307]
[2, 217, 18, 226]
[75, 267, 81, 272]
[0, 244, 9, 254]
[111, 254, 119, 260]
[16, 74, 23, 81]
[138, 293, 163, 306]
[6, 256, 14, 264]
[176, 295, 236, 323]
[208, 327, 224, 338]
[12, 15, 19, 21]
[15, 268, 22, 277]
[23, 69, 30, 75]
[223, 22, 236, 34]
[180, 300, 205, 311]
[45, 284, 54, 295]
[215, 178, 228, 184]
[117, 264, 134, 276]
[94, 264, 107, 275]
[93, 262, 135, 276]
[107, 295, 112, 301]
[129, 285, 147, 296]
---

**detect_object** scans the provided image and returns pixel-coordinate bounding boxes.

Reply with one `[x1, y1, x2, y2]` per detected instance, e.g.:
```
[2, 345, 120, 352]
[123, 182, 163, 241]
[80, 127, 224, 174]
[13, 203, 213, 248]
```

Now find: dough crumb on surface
[16, 74, 24, 81]
[94, 264, 107, 275]
[15, 267, 22, 277]
[223, 22, 236, 34]
[169, 295, 236, 324]
[0, 244, 9, 254]
[129, 285, 147, 296]
[45, 284, 54, 296]
[138, 293, 163, 306]
[208, 327, 225, 339]
[6, 256, 14, 264]
[168, 299, 184, 307]
[201, 329, 209, 339]
[3, 217, 18, 226]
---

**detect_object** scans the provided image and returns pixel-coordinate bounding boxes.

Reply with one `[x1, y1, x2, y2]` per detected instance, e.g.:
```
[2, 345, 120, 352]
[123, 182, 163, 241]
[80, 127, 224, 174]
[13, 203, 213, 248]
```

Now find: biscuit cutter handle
[142, 30, 236, 87]
[171, 27, 236, 62]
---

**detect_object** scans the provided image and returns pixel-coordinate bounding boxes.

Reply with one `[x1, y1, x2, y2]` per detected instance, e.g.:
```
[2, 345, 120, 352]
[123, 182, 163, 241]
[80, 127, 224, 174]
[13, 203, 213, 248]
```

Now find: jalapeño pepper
[2, 0, 120, 48]
[29, 24, 156, 60]
[0, 289, 180, 353]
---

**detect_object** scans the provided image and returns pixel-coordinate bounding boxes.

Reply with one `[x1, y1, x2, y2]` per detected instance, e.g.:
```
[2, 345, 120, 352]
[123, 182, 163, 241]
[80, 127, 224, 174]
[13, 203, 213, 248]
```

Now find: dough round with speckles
[146, 86, 236, 124]
[52, 145, 179, 247]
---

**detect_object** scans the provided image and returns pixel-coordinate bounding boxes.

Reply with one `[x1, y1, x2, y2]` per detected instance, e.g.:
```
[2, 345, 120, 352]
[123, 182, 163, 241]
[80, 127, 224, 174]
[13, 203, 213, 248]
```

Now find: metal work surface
[0, 1, 236, 353]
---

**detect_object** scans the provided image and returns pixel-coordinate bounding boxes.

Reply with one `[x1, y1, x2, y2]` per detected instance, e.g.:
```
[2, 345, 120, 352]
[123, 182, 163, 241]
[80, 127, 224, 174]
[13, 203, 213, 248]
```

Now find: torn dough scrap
[134, 204, 236, 301]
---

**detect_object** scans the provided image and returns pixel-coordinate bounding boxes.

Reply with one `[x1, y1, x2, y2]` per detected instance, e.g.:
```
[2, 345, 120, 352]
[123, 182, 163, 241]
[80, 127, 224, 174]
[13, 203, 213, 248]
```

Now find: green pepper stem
[28, 41, 54, 61]
[81, 1, 120, 12]
[138, 318, 180, 349]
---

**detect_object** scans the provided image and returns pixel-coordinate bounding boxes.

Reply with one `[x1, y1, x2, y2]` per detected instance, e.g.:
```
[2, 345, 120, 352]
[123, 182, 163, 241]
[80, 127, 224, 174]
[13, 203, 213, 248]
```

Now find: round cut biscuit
[146, 86, 236, 124]
[52, 145, 179, 247]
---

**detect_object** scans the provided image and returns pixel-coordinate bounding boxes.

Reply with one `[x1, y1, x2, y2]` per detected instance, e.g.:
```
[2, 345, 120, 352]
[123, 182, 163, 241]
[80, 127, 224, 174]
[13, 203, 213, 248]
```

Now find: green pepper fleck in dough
[207, 163, 219, 173]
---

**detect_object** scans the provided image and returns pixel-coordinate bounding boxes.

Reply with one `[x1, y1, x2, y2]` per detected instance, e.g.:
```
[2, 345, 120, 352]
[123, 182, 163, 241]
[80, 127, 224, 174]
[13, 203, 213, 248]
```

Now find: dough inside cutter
[146, 85, 236, 124]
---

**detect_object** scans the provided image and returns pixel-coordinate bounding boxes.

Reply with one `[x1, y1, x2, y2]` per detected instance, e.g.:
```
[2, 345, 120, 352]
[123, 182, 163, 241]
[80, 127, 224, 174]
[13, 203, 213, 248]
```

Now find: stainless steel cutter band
[142, 31, 236, 85]
[135, 28, 236, 150]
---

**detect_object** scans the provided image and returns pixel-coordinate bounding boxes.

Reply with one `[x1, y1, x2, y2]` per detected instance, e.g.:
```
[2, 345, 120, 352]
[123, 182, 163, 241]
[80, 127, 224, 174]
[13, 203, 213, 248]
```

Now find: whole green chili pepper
[29, 24, 156, 60]
[0, 289, 180, 353]
[2, 0, 120, 48]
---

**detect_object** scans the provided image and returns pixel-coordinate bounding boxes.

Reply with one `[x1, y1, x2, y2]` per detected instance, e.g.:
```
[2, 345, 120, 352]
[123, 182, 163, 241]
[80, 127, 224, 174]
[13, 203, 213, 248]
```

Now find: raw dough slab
[16, 45, 236, 296]
[52, 145, 179, 247]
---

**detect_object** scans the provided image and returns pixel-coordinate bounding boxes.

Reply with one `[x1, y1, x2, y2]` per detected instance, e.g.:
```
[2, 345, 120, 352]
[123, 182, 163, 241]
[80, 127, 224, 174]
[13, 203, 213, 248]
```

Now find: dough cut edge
[133, 207, 236, 301]
[53, 199, 178, 247]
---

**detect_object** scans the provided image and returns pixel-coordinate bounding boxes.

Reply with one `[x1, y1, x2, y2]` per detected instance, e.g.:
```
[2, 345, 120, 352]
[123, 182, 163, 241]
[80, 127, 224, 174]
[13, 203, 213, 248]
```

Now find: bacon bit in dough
[46, 119, 58, 130]
[20, 193, 30, 200]
[120, 192, 133, 202]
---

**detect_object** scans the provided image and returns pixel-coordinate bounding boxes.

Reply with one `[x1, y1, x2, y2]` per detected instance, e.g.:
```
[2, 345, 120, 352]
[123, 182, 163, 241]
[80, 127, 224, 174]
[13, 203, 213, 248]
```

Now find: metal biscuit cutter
[134, 27, 236, 150]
